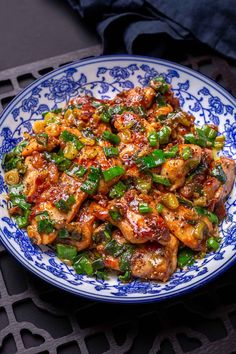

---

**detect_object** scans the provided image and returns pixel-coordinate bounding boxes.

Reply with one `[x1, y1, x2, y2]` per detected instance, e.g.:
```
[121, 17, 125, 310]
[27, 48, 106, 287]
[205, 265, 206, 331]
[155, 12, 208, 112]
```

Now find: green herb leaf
[56, 244, 77, 261]
[55, 195, 76, 213]
[109, 181, 126, 199]
[211, 164, 227, 184]
[177, 248, 195, 268]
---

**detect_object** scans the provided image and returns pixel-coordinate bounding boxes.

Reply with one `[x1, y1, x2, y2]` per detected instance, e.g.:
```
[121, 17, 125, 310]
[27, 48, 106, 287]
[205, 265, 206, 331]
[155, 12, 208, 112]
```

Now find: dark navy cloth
[67, 0, 236, 59]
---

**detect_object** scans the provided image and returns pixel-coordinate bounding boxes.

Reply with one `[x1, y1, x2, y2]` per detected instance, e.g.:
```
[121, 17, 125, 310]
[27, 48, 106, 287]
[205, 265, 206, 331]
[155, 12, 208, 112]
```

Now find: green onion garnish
[156, 203, 164, 213]
[148, 132, 158, 147]
[181, 146, 192, 161]
[207, 237, 220, 251]
[103, 146, 119, 158]
[103, 130, 121, 145]
[157, 126, 171, 144]
[139, 203, 152, 214]
[152, 174, 171, 186]
[102, 166, 125, 182]
[109, 181, 126, 199]
[211, 164, 227, 184]
[164, 145, 178, 158]
[55, 195, 76, 213]
[80, 167, 100, 195]
[66, 164, 87, 178]
[109, 209, 122, 221]
[137, 149, 166, 170]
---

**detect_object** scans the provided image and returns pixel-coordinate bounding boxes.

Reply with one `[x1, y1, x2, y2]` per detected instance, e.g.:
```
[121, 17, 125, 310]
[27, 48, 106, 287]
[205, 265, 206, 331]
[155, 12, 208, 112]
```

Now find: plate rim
[0, 54, 235, 303]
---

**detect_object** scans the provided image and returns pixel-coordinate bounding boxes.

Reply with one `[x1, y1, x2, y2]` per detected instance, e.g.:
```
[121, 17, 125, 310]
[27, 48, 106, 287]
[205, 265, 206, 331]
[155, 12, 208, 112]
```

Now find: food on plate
[3, 76, 235, 282]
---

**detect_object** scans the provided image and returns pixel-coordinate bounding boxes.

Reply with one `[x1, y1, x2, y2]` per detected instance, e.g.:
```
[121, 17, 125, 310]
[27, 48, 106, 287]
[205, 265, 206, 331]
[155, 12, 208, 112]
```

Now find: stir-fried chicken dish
[3, 77, 235, 282]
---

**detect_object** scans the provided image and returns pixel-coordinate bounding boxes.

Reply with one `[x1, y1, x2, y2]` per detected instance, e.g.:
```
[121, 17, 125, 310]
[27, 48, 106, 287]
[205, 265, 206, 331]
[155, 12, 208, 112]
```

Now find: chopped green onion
[136, 178, 152, 193]
[208, 128, 217, 140]
[35, 211, 49, 221]
[92, 258, 104, 271]
[56, 244, 77, 261]
[103, 146, 119, 158]
[211, 164, 227, 184]
[213, 141, 224, 150]
[37, 219, 54, 234]
[102, 165, 125, 182]
[137, 149, 166, 170]
[15, 211, 30, 229]
[157, 126, 171, 144]
[181, 146, 192, 160]
[36, 133, 48, 146]
[139, 203, 152, 213]
[104, 239, 124, 257]
[74, 254, 93, 275]
[162, 193, 179, 210]
[118, 270, 131, 282]
[156, 203, 164, 213]
[148, 132, 158, 147]
[44, 152, 72, 171]
[2, 141, 28, 172]
[66, 164, 87, 178]
[101, 111, 111, 123]
[60, 130, 83, 150]
[58, 228, 69, 239]
[176, 194, 193, 207]
[10, 195, 31, 211]
[207, 237, 220, 251]
[119, 246, 134, 272]
[109, 181, 126, 199]
[177, 248, 195, 268]
[8, 183, 24, 196]
[55, 195, 76, 213]
[195, 206, 219, 224]
[164, 145, 178, 158]
[152, 174, 171, 186]
[184, 132, 206, 147]
[103, 130, 121, 145]
[109, 209, 122, 221]
[80, 167, 100, 195]
[156, 96, 166, 107]
[151, 76, 169, 94]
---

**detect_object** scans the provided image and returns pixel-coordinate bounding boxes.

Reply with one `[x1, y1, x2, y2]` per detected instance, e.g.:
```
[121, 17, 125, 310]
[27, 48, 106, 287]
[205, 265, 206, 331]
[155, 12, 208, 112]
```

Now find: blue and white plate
[0, 55, 235, 303]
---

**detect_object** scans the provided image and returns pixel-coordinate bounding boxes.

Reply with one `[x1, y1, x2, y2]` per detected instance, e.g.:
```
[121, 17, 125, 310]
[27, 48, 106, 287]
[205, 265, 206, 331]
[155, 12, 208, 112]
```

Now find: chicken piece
[116, 86, 156, 109]
[90, 190, 170, 245]
[97, 230, 179, 281]
[194, 176, 221, 208]
[33, 201, 66, 224]
[213, 157, 235, 218]
[27, 219, 57, 245]
[180, 148, 213, 199]
[161, 144, 202, 190]
[21, 136, 58, 157]
[161, 205, 212, 251]
[218, 157, 235, 199]
[131, 234, 179, 281]
[23, 155, 59, 202]
[39, 173, 87, 223]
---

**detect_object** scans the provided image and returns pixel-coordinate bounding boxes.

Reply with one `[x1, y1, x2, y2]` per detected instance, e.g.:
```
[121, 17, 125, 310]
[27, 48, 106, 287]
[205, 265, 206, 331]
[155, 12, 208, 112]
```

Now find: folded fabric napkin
[67, 0, 236, 60]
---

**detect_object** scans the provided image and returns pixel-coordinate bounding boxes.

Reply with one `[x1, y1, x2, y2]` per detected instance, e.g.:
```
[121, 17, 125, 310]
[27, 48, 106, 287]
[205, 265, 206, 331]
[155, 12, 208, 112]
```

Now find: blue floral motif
[110, 66, 130, 80]
[22, 97, 39, 112]
[0, 127, 21, 158]
[0, 57, 235, 301]
[224, 119, 236, 152]
[209, 96, 224, 114]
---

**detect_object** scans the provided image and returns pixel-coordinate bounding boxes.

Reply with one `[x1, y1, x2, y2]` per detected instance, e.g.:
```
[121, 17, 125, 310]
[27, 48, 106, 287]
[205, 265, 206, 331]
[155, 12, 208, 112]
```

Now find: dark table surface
[0, 0, 99, 71]
[0, 2, 236, 354]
